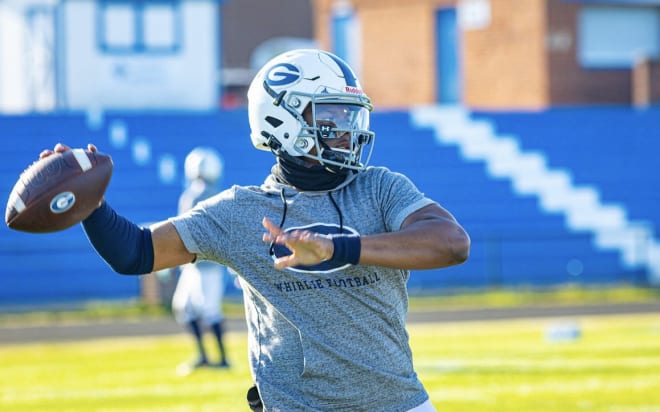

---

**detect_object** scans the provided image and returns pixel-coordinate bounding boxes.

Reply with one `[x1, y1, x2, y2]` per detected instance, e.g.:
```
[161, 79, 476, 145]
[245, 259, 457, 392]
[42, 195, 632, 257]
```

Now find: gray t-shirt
[178, 179, 221, 272]
[171, 166, 435, 412]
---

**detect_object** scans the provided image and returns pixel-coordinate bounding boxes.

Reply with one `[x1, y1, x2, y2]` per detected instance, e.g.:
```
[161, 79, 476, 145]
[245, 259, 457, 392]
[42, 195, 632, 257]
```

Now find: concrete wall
[59, 0, 219, 110]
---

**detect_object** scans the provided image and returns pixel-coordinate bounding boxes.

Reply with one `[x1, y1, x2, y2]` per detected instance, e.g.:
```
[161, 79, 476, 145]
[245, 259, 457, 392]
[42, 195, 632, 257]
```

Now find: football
[5, 149, 113, 233]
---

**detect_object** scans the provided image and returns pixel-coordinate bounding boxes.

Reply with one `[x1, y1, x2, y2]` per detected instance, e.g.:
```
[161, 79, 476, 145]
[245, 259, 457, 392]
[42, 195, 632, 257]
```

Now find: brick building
[312, 0, 660, 109]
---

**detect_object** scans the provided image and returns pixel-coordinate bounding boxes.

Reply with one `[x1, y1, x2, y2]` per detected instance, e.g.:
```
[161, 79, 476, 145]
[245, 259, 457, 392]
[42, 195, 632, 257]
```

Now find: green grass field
[1, 313, 659, 411]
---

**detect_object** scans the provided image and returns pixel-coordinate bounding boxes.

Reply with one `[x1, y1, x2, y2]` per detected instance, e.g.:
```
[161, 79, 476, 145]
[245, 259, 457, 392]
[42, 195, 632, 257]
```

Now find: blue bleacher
[0, 113, 140, 305]
[0, 110, 274, 306]
[0, 107, 650, 306]
[471, 107, 660, 228]
[371, 110, 638, 292]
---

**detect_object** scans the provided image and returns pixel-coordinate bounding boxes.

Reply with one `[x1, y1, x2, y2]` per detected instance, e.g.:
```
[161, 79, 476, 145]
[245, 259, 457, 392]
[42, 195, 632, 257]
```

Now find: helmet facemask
[278, 91, 374, 174]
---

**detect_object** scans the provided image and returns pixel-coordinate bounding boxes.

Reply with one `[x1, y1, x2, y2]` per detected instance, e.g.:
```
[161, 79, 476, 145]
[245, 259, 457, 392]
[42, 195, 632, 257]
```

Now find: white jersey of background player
[172, 147, 229, 374]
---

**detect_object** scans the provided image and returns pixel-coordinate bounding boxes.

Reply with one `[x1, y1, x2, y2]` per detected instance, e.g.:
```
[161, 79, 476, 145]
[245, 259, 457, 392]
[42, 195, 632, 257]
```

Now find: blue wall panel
[0, 107, 652, 307]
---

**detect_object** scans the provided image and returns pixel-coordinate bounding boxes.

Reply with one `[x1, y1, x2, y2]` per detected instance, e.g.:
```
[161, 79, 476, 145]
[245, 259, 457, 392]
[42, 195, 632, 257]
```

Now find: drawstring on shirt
[268, 189, 345, 257]
[269, 189, 288, 256]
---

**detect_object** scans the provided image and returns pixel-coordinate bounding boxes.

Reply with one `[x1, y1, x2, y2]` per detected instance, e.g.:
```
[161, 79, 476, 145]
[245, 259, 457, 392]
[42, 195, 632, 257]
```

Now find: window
[578, 6, 660, 68]
[143, 4, 176, 48]
[98, 0, 181, 54]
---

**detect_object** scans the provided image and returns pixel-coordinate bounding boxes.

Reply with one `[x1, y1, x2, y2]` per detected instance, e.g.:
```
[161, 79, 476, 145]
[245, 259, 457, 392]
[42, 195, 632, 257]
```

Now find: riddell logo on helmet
[344, 86, 363, 95]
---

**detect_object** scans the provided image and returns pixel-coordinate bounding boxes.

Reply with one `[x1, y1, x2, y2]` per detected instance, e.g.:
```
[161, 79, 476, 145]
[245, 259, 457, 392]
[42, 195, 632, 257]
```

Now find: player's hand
[262, 217, 334, 270]
[40, 143, 98, 159]
[39, 143, 104, 208]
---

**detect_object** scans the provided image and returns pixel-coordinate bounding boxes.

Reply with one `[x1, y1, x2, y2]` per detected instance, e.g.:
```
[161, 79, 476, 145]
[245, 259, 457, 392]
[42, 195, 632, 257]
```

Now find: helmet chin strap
[271, 152, 354, 192]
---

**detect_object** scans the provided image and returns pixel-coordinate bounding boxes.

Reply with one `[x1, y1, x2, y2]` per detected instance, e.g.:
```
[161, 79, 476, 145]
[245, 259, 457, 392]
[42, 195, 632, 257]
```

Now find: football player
[44, 49, 470, 412]
[172, 147, 229, 375]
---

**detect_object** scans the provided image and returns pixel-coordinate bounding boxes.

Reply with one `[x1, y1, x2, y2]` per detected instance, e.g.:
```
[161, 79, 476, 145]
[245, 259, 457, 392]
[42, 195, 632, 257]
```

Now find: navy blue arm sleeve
[82, 201, 155, 275]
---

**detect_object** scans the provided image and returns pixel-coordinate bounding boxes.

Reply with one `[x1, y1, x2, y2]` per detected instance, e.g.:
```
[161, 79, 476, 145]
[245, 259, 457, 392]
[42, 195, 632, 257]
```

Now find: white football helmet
[247, 49, 375, 172]
[184, 147, 224, 184]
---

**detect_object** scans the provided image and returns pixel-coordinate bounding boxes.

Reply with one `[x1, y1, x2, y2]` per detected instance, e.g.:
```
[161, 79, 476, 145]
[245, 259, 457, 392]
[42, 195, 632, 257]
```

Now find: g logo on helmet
[50, 192, 76, 214]
[266, 63, 301, 86]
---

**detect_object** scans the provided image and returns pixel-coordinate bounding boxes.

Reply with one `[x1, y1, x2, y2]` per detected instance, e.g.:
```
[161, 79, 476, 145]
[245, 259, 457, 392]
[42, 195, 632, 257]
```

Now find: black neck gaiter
[271, 155, 351, 192]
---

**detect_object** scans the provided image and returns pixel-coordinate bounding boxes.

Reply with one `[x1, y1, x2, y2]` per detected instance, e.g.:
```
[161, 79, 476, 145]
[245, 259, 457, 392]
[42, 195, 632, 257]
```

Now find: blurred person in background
[172, 147, 230, 375]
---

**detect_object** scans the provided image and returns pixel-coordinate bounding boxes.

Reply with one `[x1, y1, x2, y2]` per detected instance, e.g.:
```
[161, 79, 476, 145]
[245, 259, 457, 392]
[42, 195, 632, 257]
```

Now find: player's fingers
[54, 143, 71, 153]
[40, 143, 90, 159]
[273, 254, 296, 270]
[87, 143, 98, 153]
[262, 217, 282, 236]
[262, 218, 284, 244]
[262, 233, 282, 243]
[53, 144, 70, 154]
